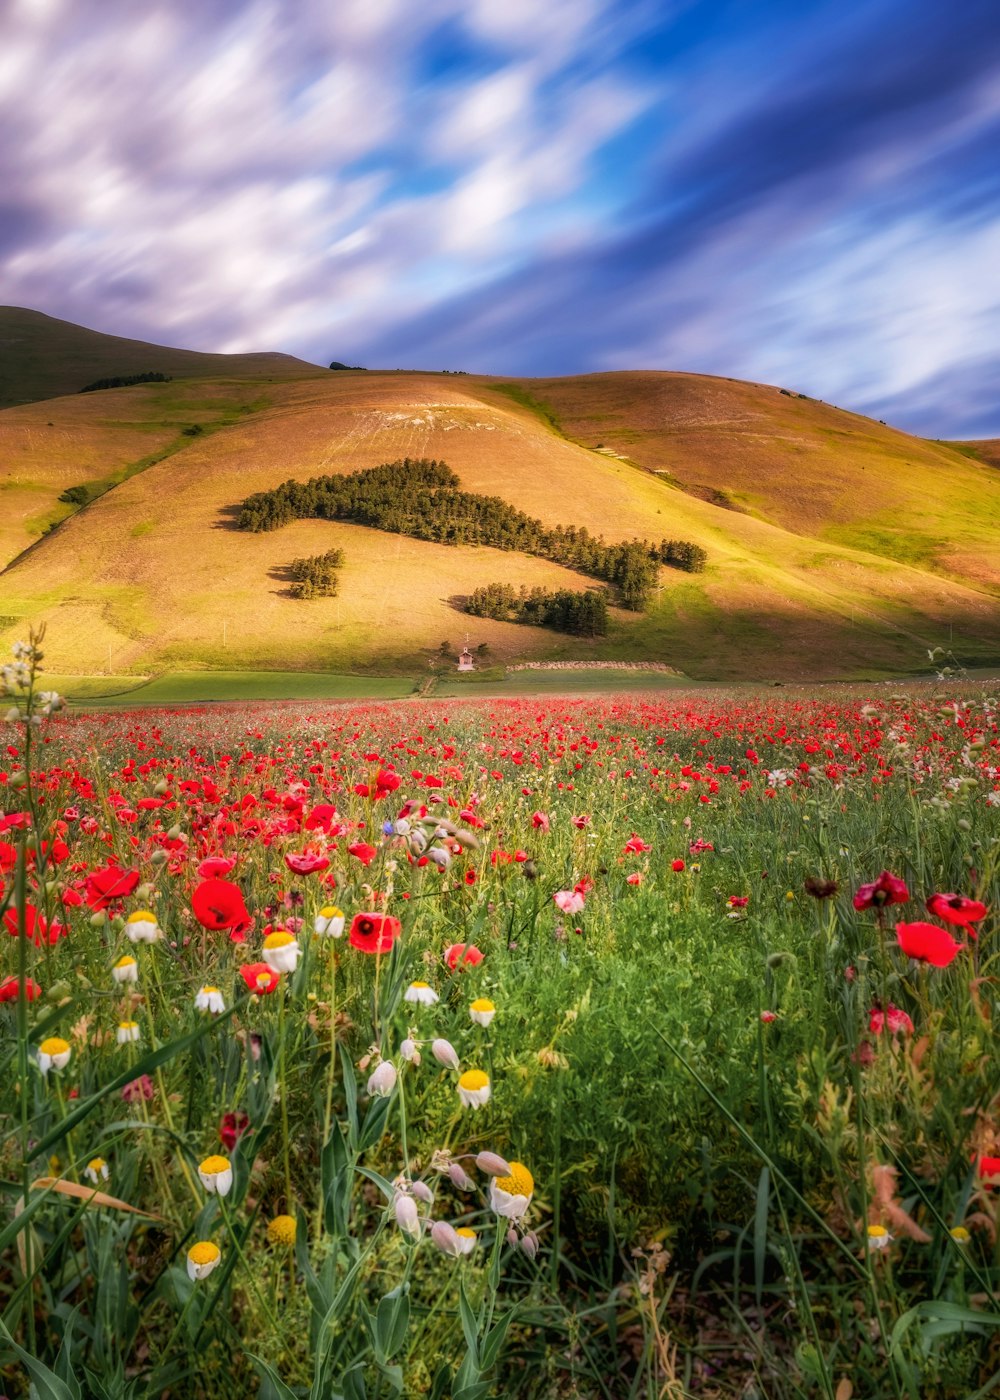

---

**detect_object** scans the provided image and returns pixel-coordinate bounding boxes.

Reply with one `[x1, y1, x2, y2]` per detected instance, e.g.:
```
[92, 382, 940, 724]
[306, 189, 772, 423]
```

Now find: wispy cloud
[1, 0, 999, 435]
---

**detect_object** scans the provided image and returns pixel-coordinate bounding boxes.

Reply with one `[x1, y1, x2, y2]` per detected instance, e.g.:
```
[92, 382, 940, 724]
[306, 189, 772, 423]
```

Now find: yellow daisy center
[188, 1241, 220, 1265]
[459, 1070, 490, 1092]
[199, 1155, 230, 1174]
[201, 985, 220, 994]
[456, 1227, 476, 1239]
[410, 981, 430, 989]
[495, 1162, 533, 1197]
[128, 911, 156, 924]
[115, 955, 136, 967]
[319, 905, 343, 918]
[255, 972, 272, 988]
[267, 1214, 297, 1246]
[867, 1224, 888, 1239]
[263, 930, 295, 948]
[119, 1020, 138, 1030]
[88, 1157, 106, 1171]
[950, 1226, 970, 1242]
[471, 998, 495, 1012]
[40, 1036, 69, 1056]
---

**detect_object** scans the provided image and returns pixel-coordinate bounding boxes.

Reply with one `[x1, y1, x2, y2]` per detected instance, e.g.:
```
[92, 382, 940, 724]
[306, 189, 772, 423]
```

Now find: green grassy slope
[0, 305, 326, 408]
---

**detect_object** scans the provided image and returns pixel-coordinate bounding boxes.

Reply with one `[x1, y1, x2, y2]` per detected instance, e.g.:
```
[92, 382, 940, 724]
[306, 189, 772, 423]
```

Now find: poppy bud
[149, 849, 168, 865]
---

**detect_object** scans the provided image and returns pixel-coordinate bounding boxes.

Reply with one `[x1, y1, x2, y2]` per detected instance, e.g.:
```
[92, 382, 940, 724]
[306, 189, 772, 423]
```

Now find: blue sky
[2, 0, 999, 435]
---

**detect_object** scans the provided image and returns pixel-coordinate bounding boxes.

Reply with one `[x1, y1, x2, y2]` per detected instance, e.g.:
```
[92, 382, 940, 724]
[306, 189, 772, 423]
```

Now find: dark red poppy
[284, 851, 330, 876]
[895, 921, 963, 967]
[192, 877, 249, 932]
[0, 974, 42, 1002]
[348, 912, 401, 954]
[347, 842, 377, 866]
[853, 871, 909, 911]
[219, 1111, 250, 1150]
[976, 1154, 1000, 1182]
[375, 768, 402, 793]
[926, 893, 988, 928]
[240, 961, 281, 994]
[85, 864, 140, 910]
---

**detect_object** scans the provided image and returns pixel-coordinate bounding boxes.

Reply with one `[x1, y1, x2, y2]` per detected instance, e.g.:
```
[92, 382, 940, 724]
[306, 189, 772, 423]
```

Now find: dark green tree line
[239, 459, 706, 611]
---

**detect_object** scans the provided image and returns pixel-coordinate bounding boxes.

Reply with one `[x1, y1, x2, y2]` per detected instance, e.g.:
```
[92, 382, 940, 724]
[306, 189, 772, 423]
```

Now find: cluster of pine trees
[80, 371, 172, 393]
[465, 583, 608, 635]
[288, 548, 343, 599]
[238, 459, 706, 612]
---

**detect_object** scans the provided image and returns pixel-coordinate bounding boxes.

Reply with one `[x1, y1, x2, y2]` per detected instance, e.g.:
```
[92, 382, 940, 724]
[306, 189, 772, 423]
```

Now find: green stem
[278, 988, 293, 1210]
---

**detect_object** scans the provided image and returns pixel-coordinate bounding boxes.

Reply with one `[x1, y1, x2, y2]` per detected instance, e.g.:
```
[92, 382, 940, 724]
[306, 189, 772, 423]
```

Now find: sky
[1, 0, 999, 436]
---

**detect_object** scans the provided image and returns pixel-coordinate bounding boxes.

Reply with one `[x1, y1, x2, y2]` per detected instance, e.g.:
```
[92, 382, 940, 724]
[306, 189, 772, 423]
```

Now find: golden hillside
[0, 325, 998, 682]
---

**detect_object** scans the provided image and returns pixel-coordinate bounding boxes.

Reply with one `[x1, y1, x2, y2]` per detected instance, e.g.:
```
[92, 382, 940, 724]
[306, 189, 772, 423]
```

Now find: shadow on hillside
[447, 594, 471, 613]
[267, 563, 300, 599]
[213, 504, 244, 531]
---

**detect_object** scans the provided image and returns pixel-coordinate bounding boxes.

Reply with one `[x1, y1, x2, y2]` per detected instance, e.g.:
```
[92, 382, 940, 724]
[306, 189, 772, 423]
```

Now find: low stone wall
[507, 660, 680, 674]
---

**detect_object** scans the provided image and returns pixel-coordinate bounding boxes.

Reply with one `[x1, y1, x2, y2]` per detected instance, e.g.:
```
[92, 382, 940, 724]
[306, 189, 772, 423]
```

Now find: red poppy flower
[925, 893, 988, 928]
[85, 864, 140, 910]
[198, 856, 236, 879]
[531, 811, 550, 831]
[348, 912, 401, 954]
[304, 803, 341, 833]
[671, 859, 685, 872]
[192, 878, 250, 932]
[868, 1003, 914, 1035]
[464, 869, 477, 885]
[977, 1155, 1000, 1181]
[240, 961, 281, 994]
[284, 851, 330, 876]
[347, 842, 377, 866]
[895, 921, 963, 967]
[444, 942, 483, 970]
[853, 870, 909, 911]
[623, 834, 651, 854]
[4, 904, 66, 946]
[0, 974, 42, 1002]
[375, 768, 401, 793]
[219, 1111, 250, 1150]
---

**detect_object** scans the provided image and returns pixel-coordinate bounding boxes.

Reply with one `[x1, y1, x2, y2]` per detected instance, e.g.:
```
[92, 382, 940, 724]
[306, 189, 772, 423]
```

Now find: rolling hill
[0, 306, 325, 409]
[0, 308, 998, 683]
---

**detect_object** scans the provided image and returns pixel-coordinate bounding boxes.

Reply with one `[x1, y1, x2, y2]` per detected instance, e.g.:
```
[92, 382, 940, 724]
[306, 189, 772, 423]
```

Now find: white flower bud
[475, 1151, 511, 1177]
[394, 1193, 420, 1239]
[367, 1060, 397, 1097]
[432, 1038, 459, 1070]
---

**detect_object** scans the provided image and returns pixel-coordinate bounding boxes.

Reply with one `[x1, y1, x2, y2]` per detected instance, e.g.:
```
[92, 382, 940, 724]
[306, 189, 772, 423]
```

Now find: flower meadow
[2, 641, 1000, 1398]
